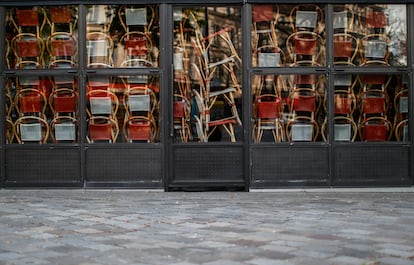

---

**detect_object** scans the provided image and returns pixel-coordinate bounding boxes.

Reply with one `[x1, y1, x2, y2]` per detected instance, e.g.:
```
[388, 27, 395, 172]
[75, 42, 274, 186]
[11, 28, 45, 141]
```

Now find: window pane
[333, 4, 407, 66]
[334, 74, 409, 142]
[86, 75, 160, 143]
[252, 74, 327, 142]
[86, 5, 159, 68]
[173, 7, 242, 143]
[252, 4, 326, 67]
[6, 75, 79, 144]
[6, 6, 78, 69]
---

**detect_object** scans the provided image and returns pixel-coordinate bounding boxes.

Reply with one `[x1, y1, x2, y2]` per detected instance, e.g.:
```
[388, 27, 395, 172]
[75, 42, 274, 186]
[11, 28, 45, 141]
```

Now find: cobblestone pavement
[0, 189, 414, 265]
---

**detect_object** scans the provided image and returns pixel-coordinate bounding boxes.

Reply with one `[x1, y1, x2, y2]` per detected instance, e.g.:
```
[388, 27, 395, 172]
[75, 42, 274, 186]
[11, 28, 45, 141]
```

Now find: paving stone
[0, 190, 414, 264]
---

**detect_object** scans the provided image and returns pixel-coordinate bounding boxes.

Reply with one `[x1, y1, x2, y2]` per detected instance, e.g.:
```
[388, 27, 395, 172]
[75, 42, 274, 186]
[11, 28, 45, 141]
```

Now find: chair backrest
[258, 52, 280, 67]
[48, 34, 76, 57]
[362, 96, 385, 114]
[292, 34, 318, 55]
[334, 95, 352, 115]
[334, 123, 352, 141]
[174, 100, 186, 118]
[50, 6, 72, 24]
[333, 38, 353, 58]
[295, 10, 318, 29]
[333, 11, 347, 29]
[124, 34, 148, 56]
[291, 123, 313, 141]
[16, 9, 39, 27]
[89, 97, 112, 115]
[127, 119, 152, 141]
[52, 118, 77, 142]
[128, 94, 151, 112]
[252, 5, 276, 23]
[366, 10, 387, 29]
[87, 5, 114, 26]
[50, 90, 77, 114]
[292, 94, 316, 112]
[364, 39, 387, 59]
[89, 122, 112, 141]
[14, 116, 49, 144]
[125, 8, 147, 26]
[257, 98, 281, 119]
[364, 124, 387, 141]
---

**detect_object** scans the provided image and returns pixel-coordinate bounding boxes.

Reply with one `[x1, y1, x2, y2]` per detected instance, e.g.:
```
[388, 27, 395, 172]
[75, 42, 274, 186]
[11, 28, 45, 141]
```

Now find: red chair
[359, 117, 392, 142]
[12, 8, 46, 36]
[123, 116, 156, 143]
[253, 94, 284, 142]
[14, 88, 47, 117]
[287, 87, 320, 142]
[286, 5, 324, 66]
[333, 33, 358, 65]
[50, 116, 78, 143]
[173, 94, 191, 143]
[87, 116, 119, 143]
[49, 88, 77, 118]
[118, 5, 155, 64]
[86, 90, 119, 118]
[86, 32, 114, 68]
[49, 6, 76, 34]
[252, 5, 280, 67]
[193, 89, 240, 142]
[14, 116, 49, 144]
[11, 34, 45, 68]
[47, 33, 77, 67]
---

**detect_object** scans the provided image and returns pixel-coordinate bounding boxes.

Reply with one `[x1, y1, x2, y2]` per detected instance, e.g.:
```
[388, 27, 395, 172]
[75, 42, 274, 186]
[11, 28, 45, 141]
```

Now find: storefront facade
[0, 1, 412, 190]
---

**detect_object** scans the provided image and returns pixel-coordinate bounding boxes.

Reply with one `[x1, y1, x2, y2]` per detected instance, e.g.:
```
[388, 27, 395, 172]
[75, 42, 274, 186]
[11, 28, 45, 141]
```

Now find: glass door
[168, 6, 246, 190]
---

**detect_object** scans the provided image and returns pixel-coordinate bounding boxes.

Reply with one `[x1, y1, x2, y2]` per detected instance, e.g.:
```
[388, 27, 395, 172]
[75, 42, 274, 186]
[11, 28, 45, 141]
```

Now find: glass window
[6, 6, 78, 69]
[86, 75, 160, 143]
[252, 4, 326, 67]
[334, 74, 409, 142]
[252, 74, 327, 143]
[6, 75, 78, 144]
[333, 4, 407, 66]
[86, 5, 159, 68]
[173, 7, 242, 143]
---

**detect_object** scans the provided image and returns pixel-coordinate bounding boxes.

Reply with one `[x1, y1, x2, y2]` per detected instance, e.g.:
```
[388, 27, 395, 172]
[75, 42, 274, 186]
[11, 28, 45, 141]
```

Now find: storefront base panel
[4, 147, 82, 187]
[250, 145, 329, 188]
[168, 145, 245, 191]
[85, 147, 163, 188]
[333, 145, 411, 186]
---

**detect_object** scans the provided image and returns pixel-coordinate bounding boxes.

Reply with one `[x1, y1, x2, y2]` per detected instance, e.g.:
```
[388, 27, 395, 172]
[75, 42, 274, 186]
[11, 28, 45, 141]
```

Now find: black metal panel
[246, 0, 412, 3]
[334, 145, 410, 186]
[171, 146, 244, 187]
[5, 148, 81, 185]
[251, 146, 329, 187]
[86, 147, 162, 186]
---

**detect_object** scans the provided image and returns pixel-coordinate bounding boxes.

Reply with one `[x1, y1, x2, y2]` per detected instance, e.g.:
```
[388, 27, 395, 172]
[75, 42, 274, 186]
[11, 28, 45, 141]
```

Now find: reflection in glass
[173, 7, 242, 143]
[252, 74, 326, 143]
[330, 74, 409, 142]
[6, 6, 78, 69]
[252, 4, 325, 67]
[85, 5, 159, 68]
[333, 4, 407, 66]
[86, 75, 160, 143]
[6, 75, 79, 144]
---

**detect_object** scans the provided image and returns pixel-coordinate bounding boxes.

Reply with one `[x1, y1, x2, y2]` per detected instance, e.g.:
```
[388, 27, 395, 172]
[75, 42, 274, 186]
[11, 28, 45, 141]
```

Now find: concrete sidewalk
[0, 189, 413, 265]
